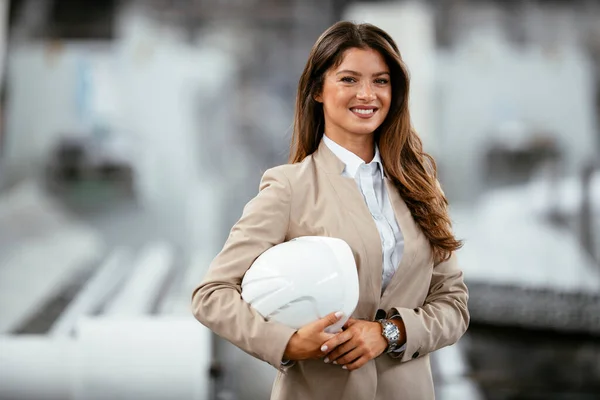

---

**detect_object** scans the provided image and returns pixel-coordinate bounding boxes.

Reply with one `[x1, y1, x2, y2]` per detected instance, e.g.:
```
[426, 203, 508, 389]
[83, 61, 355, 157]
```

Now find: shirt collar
[322, 134, 384, 179]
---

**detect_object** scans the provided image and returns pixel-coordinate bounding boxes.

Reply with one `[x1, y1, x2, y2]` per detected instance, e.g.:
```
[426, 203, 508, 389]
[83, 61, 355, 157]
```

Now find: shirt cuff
[393, 343, 407, 353]
[280, 358, 297, 370]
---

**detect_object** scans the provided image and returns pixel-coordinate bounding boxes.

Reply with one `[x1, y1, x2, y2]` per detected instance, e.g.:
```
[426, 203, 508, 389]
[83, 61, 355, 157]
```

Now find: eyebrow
[336, 69, 390, 77]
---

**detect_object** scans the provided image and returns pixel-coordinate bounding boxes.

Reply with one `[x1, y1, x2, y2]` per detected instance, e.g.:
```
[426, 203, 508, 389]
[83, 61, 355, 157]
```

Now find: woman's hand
[320, 317, 388, 371]
[283, 312, 344, 361]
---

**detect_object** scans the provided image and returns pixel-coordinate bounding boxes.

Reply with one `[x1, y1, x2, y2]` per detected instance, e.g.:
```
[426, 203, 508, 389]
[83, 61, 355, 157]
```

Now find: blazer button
[412, 352, 419, 359]
[375, 309, 386, 320]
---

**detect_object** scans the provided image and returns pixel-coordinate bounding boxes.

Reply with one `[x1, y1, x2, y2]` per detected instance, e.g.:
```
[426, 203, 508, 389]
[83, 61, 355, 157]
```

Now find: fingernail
[321, 345, 328, 352]
[342, 366, 347, 370]
[335, 311, 343, 318]
[324, 357, 329, 363]
[332, 361, 337, 365]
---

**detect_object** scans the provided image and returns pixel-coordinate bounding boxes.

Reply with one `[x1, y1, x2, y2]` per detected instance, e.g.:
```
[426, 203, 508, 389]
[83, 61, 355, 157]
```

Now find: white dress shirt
[323, 135, 404, 294]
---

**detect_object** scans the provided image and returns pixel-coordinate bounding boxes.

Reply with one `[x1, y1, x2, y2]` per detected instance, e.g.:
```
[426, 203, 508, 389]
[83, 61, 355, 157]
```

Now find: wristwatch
[377, 319, 401, 353]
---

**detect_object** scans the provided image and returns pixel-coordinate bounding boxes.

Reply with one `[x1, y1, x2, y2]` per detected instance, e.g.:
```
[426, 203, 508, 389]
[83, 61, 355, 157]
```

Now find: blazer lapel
[313, 140, 383, 313]
[380, 178, 421, 301]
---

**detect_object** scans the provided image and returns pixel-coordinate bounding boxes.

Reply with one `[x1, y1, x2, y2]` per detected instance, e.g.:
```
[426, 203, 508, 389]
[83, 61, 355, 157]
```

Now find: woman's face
[316, 47, 392, 140]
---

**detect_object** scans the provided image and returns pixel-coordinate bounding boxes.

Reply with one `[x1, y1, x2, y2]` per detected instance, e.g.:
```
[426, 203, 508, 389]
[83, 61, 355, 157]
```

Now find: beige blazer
[192, 140, 469, 400]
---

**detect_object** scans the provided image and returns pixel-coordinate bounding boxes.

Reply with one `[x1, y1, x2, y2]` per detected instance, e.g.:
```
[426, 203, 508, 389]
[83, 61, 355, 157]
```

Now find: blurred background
[0, 0, 599, 399]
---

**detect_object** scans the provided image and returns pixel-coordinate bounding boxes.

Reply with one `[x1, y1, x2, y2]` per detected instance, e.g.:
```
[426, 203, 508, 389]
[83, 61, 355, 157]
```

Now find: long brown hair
[289, 21, 462, 263]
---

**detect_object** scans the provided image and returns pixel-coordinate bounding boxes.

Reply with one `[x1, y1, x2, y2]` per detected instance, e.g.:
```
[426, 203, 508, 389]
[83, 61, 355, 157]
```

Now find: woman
[192, 21, 469, 400]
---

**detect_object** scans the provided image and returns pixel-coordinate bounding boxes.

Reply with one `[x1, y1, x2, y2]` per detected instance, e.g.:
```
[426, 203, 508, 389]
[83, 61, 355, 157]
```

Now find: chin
[347, 123, 382, 136]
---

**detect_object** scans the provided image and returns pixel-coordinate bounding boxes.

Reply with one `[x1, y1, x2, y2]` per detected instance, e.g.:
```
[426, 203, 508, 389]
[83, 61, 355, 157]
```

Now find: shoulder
[261, 154, 318, 187]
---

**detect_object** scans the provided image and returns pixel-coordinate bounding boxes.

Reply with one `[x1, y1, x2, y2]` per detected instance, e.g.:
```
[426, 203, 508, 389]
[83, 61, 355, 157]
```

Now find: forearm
[387, 254, 470, 361]
[391, 298, 468, 361]
[283, 332, 299, 360]
[192, 282, 296, 369]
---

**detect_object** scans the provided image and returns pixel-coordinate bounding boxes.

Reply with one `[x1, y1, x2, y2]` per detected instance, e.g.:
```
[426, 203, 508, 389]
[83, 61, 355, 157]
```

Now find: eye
[340, 76, 357, 83]
[375, 78, 389, 84]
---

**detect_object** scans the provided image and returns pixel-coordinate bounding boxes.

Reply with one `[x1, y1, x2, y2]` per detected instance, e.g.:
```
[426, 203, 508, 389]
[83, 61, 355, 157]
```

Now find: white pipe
[0, 336, 75, 400]
[160, 250, 214, 315]
[0, 317, 211, 400]
[104, 242, 174, 315]
[50, 248, 133, 337]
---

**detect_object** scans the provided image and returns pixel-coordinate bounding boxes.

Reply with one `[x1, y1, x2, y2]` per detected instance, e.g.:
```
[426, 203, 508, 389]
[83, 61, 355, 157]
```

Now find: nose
[356, 82, 376, 101]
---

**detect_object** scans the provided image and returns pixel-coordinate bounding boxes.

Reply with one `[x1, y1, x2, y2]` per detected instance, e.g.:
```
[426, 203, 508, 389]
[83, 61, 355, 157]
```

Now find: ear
[313, 92, 323, 103]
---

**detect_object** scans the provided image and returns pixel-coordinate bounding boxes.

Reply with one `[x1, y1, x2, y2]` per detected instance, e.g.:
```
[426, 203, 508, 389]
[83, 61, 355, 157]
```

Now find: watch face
[383, 322, 400, 342]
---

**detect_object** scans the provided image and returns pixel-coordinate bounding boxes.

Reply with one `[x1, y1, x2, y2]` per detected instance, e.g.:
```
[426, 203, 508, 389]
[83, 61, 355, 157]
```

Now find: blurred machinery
[483, 122, 562, 189]
[0, 238, 212, 400]
[0, 178, 210, 400]
[453, 163, 600, 335]
[46, 134, 135, 194]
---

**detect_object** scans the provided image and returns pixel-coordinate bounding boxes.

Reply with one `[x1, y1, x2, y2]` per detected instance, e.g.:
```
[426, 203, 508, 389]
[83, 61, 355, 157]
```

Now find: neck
[325, 132, 375, 163]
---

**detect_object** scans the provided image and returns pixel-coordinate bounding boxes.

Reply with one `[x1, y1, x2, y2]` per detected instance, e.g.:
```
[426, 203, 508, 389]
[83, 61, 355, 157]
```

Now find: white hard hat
[241, 236, 359, 333]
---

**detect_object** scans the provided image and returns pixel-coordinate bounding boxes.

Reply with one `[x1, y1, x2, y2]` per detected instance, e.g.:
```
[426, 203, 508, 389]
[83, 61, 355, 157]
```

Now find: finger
[327, 340, 357, 364]
[335, 347, 364, 366]
[343, 355, 370, 371]
[313, 311, 344, 332]
[320, 330, 352, 355]
[343, 318, 358, 329]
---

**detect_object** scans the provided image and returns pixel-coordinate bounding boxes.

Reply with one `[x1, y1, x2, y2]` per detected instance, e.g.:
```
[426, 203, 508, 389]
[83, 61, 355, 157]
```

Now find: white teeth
[352, 108, 374, 115]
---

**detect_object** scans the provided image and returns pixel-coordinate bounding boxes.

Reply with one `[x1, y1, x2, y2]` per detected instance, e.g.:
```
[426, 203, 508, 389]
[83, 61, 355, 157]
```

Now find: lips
[350, 106, 378, 118]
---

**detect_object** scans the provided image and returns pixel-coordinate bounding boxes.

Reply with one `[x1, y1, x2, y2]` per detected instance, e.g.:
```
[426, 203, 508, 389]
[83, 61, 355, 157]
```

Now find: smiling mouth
[350, 107, 378, 117]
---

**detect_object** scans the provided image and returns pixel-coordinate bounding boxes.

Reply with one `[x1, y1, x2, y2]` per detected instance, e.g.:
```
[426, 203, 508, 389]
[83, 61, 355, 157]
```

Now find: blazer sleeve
[388, 252, 469, 362]
[191, 167, 297, 369]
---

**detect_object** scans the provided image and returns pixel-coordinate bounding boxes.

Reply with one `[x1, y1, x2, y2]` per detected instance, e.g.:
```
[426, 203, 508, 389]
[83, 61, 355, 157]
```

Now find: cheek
[335, 87, 355, 105]
[325, 89, 353, 111]
[378, 91, 392, 120]
[380, 89, 392, 109]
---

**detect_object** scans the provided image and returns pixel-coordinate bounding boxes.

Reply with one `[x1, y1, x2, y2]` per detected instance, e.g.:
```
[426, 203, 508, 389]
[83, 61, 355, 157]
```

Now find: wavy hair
[289, 21, 462, 262]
